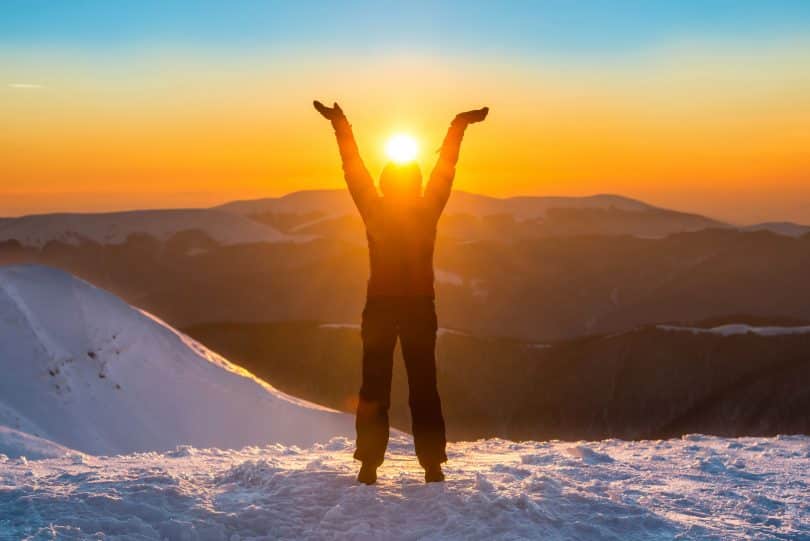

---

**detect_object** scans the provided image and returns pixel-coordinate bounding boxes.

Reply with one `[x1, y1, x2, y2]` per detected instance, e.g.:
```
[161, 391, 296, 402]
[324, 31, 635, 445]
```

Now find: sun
[385, 133, 419, 164]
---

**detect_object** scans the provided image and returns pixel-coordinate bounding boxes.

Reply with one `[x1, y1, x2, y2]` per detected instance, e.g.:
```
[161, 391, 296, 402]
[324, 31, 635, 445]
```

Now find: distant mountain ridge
[3, 190, 809, 248]
[217, 190, 806, 238]
[217, 189, 728, 241]
[0, 208, 304, 248]
[213, 190, 810, 237]
[219, 191, 810, 238]
[217, 189, 656, 219]
[741, 221, 810, 238]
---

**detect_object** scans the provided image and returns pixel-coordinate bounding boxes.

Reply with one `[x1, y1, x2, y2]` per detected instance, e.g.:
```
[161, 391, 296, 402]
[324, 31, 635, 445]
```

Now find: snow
[470, 278, 489, 299]
[1, 434, 808, 540]
[318, 323, 469, 338]
[435, 268, 464, 286]
[657, 324, 810, 337]
[319, 323, 361, 331]
[0, 426, 76, 460]
[0, 264, 353, 455]
[0, 209, 306, 248]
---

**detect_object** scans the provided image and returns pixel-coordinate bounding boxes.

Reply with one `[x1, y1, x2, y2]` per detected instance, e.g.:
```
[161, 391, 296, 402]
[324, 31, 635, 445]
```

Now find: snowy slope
[0, 426, 75, 460]
[0, 208, 303, 248]
[0, 264, 353, 455]
[1, 434, 807, 540]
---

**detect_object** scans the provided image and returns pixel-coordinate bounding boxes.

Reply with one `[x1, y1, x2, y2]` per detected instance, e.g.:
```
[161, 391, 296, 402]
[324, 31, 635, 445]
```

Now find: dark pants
[354, 297, 448, 468]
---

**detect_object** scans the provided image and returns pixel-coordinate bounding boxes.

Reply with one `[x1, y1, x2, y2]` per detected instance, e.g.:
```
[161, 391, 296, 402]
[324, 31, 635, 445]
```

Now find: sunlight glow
[385, 134, 419, 164]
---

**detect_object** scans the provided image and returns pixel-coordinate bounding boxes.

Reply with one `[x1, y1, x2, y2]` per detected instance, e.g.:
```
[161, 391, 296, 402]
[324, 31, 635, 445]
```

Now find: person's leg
[399, 298, 447, 471]
[354, 298, 398, 472]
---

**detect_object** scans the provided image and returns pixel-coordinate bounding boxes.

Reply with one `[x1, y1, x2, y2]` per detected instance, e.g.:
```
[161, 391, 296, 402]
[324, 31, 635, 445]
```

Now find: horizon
[3, 1, 810, 223]
[0, 188, 745, 226]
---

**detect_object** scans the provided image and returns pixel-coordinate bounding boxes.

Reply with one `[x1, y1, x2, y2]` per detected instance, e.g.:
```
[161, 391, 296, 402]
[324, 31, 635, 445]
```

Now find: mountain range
[3, 190, 810, 249]
[1, 190, 809, 343]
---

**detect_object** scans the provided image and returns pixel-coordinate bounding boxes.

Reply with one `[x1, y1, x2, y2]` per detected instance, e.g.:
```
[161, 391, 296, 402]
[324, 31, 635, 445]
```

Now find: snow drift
[0, 264, 353, 455]
[0, 209, 304, 248]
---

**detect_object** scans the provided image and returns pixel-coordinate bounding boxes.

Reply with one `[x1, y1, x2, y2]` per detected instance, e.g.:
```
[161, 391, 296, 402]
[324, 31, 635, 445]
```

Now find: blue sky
[3, 1, 810, 56]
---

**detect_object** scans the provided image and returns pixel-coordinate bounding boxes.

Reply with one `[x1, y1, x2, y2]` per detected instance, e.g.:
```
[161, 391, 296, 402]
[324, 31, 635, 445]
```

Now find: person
[314, 100, 488, 484]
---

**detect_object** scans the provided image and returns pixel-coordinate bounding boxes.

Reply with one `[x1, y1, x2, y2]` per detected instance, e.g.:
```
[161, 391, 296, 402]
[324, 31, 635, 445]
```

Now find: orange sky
[3, 43, 810, 223]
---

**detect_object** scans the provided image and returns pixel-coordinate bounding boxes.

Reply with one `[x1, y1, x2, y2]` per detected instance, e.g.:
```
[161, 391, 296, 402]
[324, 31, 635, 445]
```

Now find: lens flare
[385, 134, 419, 164]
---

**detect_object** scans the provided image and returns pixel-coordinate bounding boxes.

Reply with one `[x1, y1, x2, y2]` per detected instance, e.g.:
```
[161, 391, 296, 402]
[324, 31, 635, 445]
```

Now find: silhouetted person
[314, 100, 488, 484]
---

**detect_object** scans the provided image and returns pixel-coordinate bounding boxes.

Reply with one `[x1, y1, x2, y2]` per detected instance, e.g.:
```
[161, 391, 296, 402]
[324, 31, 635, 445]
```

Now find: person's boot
[357, 463, 377, 485]
[424, 464, 445, 483]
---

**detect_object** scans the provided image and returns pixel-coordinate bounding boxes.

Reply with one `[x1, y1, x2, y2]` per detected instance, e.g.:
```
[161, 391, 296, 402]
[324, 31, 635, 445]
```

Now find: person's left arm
[424, 107, 489, 216]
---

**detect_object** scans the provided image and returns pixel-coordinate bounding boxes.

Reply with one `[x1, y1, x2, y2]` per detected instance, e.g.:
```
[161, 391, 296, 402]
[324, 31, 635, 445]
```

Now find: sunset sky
[2, 1, 810, 223]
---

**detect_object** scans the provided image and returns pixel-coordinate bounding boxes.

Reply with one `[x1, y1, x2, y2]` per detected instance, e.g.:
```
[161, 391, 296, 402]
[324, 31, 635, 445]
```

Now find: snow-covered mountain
[218, 189, 660, 220]
[0, 264, 353, 455]
[216, 189, 725, 242]
[0, 209, 302, 248]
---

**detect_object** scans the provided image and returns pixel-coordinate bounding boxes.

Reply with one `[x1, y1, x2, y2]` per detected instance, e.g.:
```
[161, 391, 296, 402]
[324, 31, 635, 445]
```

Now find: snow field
[1, 434, 808, 540]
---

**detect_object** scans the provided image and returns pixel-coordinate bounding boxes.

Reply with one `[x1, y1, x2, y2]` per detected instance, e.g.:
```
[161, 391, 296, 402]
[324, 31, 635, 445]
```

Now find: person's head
[379, 162, 422, 201]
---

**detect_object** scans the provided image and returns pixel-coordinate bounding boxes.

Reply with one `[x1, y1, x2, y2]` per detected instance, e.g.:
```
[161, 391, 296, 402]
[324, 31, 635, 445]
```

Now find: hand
[313, 100, 346, 121]
[454, 107, 489, 126]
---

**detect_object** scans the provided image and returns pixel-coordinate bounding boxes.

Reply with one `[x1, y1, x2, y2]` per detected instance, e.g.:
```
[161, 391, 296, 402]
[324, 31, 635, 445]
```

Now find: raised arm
[424, 107, 489, 215]
[313, 100, 378, 219]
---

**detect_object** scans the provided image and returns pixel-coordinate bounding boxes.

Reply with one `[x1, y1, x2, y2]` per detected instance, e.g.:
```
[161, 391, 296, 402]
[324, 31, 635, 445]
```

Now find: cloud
[8, 83, 43, 89]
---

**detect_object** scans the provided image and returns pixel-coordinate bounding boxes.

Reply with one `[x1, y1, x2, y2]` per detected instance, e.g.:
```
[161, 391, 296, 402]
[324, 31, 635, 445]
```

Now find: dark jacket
[332, 117, 468, 297]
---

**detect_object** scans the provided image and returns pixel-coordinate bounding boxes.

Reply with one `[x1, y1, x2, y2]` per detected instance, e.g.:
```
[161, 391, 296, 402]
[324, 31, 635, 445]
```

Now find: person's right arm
[313, 100, 377, 219]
